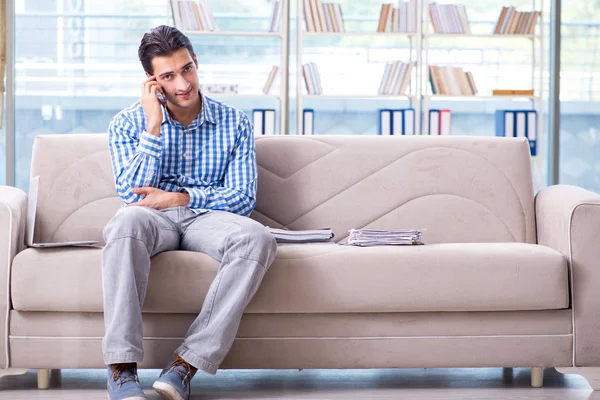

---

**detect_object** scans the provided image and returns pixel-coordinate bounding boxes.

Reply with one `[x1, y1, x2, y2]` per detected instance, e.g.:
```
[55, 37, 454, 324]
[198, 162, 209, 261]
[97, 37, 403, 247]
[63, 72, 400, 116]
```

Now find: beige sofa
[0, 133, 598, 390]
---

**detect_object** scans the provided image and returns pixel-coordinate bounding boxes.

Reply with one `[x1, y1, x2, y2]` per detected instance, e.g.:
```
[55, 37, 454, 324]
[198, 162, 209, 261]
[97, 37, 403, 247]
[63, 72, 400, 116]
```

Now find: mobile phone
[156, 89, 166, 104]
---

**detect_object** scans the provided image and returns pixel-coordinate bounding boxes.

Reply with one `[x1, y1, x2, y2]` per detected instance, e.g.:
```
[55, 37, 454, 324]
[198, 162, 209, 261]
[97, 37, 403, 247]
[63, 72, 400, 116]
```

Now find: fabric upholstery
[0, 187, 27, 369]
[10, 310, 572, 338]
[29, 134, 536, 245]
[11, 242, 568, 314]
[9, 335, 572, 370]
[536, 184, 600, 367]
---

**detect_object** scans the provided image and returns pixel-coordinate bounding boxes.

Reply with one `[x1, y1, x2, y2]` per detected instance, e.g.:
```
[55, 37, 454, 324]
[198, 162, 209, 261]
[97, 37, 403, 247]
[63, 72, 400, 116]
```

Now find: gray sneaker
[107, 363, 146, 400]
[152, 354, 197, 400]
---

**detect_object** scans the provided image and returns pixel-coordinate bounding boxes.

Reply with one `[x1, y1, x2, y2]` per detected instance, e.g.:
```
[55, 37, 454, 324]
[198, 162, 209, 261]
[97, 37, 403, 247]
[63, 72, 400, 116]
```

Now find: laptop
[26, 176, 99, 248]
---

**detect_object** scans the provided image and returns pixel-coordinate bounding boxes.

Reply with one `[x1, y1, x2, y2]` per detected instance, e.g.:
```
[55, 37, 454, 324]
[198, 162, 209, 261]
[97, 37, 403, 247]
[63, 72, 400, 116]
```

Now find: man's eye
[163, 75, 171, 80]
[184, 66, 192, 72]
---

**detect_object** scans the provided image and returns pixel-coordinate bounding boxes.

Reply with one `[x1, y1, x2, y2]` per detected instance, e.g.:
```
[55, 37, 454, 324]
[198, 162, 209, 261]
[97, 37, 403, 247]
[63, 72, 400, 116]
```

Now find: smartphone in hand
[156, 88, 166, 105]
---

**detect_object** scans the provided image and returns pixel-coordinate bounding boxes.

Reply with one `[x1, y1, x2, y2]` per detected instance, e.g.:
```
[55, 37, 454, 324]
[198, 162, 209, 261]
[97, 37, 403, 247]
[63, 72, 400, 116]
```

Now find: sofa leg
[531, 367, 544, 388]
[556, 367, 600, 390]
[37, 369, 50, 389]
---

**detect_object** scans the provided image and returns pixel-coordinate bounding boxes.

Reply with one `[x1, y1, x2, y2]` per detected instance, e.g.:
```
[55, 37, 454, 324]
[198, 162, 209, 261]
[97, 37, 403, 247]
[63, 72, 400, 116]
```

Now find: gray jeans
[101, 206, 277, 374]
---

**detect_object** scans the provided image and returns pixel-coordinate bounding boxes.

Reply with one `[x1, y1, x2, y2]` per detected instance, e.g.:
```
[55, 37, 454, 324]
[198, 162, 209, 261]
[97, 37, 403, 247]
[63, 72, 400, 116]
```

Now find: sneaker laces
[111, 363, 139, 388]
[165, 355, 195, 382]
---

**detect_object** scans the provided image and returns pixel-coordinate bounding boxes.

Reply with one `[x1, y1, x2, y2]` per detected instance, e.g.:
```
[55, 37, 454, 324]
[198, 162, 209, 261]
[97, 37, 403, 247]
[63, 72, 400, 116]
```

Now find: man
[102, 25, 277, 400]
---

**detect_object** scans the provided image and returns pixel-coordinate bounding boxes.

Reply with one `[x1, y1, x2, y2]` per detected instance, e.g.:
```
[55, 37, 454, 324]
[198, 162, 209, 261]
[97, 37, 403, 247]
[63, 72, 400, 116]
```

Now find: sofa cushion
[11, 242, 568, 314]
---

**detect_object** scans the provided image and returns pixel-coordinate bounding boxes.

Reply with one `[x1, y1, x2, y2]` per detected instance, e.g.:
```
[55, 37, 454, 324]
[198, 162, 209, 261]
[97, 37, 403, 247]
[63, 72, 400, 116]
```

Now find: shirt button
[183, 152, 187, 158]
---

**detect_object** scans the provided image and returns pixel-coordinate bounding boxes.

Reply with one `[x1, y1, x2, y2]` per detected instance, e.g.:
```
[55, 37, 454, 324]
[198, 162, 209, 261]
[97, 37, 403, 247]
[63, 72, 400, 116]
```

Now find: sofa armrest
[536, 184, 600, 367]
[0, 186, 27, 369]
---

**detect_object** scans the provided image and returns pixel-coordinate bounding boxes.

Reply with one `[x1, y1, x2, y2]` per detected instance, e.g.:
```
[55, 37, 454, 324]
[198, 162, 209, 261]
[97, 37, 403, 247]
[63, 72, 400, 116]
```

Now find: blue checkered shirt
[108, 94, 257, 216]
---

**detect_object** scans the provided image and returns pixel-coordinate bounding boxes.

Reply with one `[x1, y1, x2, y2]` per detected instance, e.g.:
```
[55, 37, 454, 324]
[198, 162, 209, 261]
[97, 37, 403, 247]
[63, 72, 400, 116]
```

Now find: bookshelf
[296, 1, 421, 135]
[166, 0, 545, 163]
[169, 0, 290, 135]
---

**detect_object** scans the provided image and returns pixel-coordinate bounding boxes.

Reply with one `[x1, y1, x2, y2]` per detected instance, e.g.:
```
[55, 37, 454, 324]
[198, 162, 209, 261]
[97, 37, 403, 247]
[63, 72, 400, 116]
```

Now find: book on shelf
[268, 227, 334, 243]
[302, 62, 323, 95]
[378, 61, 415, 95]
[495, 109, 537, 155]
[262, 65, 279, 94]
[171, 0, 220, 32]
[493, 7, 540, 35]
[429, 65, 477, 96]
[269, 0, 283, 32]
[377, 1, 418, 33]
[429, 109, 452, 135]
[429, 3, 471, 34]
[492, 89, 534, 96]
[303, 0, 345, 33]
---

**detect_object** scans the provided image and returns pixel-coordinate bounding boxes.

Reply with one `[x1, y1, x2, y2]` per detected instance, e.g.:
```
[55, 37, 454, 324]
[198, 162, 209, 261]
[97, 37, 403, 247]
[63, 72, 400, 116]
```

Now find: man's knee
[103, 207, 157, 242]
[236, 221, 277, 267]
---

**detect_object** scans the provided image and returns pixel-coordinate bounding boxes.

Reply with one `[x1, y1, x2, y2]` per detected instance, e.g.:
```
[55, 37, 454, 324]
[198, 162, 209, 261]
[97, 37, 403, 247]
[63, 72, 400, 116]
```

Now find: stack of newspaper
[347, 228, 424, 246]
[268, 227, 334, 244]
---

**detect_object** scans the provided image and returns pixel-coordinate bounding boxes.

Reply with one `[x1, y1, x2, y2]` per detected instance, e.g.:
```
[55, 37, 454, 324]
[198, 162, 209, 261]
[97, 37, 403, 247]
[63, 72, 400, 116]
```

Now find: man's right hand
[141, 76, 164, 136]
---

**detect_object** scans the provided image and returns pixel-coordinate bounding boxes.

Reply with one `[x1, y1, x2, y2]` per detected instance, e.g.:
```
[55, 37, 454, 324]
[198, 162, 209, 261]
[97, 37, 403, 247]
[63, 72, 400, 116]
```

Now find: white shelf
[424, 33, 538, 39]
[183, 31, 283, 37]
[208, 94, 281, 99]
[426, 95, 540, 100]
[303, 32, 416, 37]
[302, 94, 416, 99]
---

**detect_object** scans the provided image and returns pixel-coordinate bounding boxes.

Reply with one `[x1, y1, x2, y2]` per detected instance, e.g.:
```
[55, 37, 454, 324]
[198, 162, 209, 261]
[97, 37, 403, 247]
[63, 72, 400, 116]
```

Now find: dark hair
[138, 25, 195, 74]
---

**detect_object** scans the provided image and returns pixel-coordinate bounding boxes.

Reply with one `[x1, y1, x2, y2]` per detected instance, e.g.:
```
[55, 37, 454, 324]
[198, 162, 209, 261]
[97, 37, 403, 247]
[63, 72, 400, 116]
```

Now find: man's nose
[175, 75, 190, 92]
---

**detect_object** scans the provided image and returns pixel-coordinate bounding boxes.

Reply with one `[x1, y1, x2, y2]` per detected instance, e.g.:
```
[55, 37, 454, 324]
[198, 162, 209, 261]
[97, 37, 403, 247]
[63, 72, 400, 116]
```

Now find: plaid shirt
[108, 94, 257, 216]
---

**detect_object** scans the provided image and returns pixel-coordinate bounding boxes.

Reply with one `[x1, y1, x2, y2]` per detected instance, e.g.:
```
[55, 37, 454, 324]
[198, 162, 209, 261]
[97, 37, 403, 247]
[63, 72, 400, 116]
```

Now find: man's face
[149, 48, 200, 109]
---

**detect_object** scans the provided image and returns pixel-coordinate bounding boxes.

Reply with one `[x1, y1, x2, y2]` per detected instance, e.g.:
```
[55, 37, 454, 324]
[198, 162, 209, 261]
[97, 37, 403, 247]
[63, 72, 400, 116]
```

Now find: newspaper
[347, 228, 424, 246]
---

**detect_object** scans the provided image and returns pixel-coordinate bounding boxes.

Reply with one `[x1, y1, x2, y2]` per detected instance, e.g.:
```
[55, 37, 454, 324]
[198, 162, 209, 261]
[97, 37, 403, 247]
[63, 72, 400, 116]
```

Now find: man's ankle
[110, 362, 137, 371]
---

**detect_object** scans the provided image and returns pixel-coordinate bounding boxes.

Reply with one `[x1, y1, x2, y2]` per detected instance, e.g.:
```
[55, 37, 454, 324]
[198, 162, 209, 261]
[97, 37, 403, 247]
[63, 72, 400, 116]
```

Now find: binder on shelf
[429, 109, 440, 135]
[252, 109, 264, 135]
[495, 110, 515, 138]
[379, 108, 415, 135]
[527, 110, 538, 156]
[379, 109, 392, 135]
[303, 109, 315, 135]
[252, 109, 277, 135]
[439, 109, 451, 135]
[495, 110, 538, 156]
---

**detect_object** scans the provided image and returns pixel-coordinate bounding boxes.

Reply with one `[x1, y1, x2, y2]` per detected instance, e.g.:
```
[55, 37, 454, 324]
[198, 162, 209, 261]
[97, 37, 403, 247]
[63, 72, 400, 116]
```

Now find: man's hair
[138, 25, 195, 74]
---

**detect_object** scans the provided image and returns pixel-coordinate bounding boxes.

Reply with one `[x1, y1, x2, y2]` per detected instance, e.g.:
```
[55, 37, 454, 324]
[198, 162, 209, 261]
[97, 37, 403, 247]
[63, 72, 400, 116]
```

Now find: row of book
[377, 1, 418, 33]
[252, 109, 277, 135]
[303, 0, 346, 33]
[378, 61, 415, 96]
[496, 110, 538, 155]
[379, 108, 416, 135]
[171, 0, 219, 31]
[429, 3, 471, 34]
[494, 7, 540, 35]
[429, 66, 478, 96]
[302, 62, 323, 95]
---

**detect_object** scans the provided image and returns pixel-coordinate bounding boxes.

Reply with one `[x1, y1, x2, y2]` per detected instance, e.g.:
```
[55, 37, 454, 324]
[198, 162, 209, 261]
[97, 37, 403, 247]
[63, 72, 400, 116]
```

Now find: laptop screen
[25, 176, 40, 247]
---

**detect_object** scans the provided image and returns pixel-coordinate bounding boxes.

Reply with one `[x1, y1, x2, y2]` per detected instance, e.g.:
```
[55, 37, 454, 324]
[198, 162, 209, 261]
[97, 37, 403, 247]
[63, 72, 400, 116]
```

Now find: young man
[102, 25, 277, 400]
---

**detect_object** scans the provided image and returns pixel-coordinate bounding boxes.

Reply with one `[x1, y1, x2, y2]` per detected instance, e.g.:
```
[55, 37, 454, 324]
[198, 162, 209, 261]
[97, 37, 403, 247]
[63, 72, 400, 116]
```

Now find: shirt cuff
[184, 187, 207, 209]
[138, 131, 162, 158]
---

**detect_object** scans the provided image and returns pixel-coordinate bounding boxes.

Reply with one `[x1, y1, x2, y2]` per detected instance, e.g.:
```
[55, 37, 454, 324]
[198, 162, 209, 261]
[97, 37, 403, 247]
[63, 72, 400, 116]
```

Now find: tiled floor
[0, 367, 597, 399]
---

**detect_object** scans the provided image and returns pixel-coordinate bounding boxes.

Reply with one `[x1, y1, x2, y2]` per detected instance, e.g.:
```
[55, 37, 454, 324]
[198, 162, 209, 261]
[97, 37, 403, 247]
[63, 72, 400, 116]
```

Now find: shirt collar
[160, 91, 217, 127]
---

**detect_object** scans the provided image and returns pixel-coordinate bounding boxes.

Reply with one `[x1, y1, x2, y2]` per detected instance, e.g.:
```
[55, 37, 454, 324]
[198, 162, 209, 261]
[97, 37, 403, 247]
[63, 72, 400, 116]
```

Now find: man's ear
[145, 71, 151, 78]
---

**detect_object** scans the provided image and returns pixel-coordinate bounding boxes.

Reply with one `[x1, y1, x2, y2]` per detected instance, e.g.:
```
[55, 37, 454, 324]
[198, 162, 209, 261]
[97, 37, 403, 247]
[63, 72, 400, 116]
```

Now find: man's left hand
[129, 187, 190, 210]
